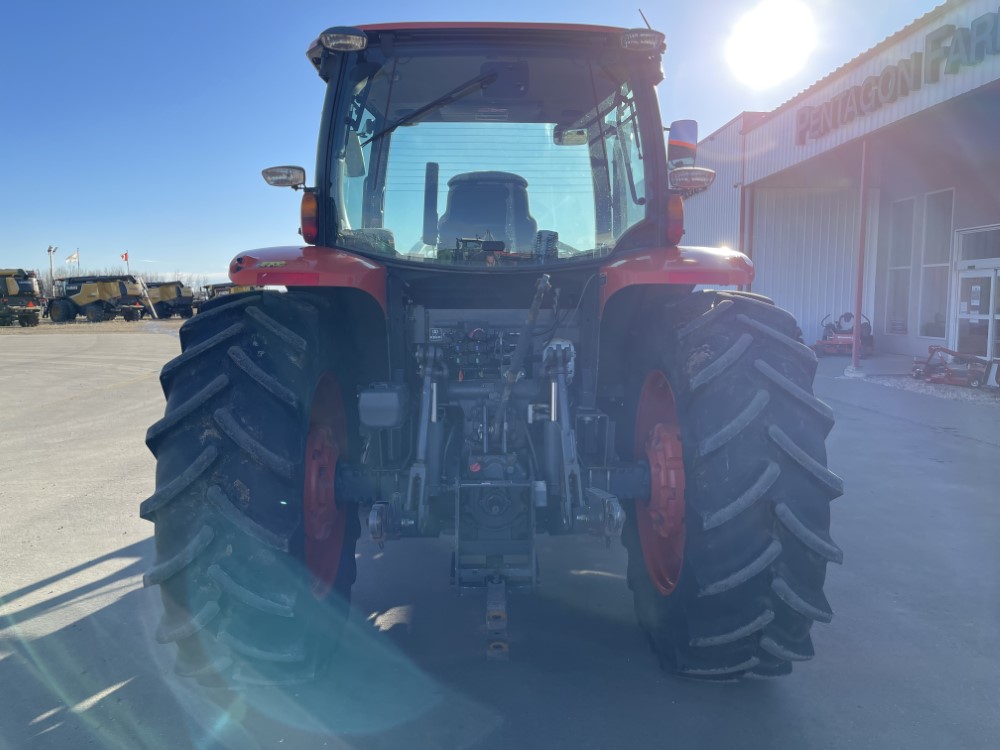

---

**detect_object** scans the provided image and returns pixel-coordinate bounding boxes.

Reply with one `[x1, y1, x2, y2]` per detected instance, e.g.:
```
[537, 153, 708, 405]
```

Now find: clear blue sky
[0, 0, 937, 279]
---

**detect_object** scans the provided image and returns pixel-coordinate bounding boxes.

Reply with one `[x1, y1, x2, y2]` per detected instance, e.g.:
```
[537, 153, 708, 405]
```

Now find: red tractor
[141, 23, 841, 684]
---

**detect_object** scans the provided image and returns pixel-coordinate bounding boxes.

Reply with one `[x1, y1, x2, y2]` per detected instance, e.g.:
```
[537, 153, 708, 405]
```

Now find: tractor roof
[356, 22, 626, 34]
[65, 275, 139, 283]
[0, 269, 29, 277]
[308, 22, 648, 74]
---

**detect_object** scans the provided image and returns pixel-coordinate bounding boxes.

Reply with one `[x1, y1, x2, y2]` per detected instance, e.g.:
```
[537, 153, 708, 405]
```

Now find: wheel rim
[634, 370, 686, 596]
[303, 373, 348, 600]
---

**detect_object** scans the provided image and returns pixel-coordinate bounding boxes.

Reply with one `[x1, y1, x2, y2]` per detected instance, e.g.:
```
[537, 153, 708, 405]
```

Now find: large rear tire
[620, 291, 843, 680]
[141, 291, 360, 685]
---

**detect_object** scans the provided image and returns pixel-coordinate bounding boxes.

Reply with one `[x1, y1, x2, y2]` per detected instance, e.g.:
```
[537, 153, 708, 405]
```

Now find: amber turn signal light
[666, 193, 684, 247]
[301, 191, 318, 244]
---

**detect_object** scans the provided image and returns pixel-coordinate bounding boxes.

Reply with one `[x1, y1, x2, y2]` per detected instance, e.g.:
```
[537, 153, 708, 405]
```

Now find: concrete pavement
[0, 332, 997, 749]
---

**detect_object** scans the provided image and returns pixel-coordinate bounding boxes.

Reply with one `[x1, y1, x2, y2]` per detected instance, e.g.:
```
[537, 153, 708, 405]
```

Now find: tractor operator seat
[437, 171, 538, 252]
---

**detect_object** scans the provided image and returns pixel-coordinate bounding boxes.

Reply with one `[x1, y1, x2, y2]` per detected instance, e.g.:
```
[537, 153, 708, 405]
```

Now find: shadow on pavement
[0, 538, 187, 748]
[0, 537, 494, 749]
[0, 535, 800, 750]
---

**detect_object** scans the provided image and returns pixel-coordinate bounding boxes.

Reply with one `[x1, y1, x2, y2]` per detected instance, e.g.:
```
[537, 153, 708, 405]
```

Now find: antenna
[638, 8, 652, 29]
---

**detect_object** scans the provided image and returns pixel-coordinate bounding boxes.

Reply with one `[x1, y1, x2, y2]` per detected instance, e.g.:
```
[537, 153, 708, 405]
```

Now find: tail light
[666, 193, 684, 246]
[301, 191, 318, 244]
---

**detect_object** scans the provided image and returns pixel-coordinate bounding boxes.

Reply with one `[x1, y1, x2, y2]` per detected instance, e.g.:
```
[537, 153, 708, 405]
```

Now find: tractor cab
[263, 24, 714, 269]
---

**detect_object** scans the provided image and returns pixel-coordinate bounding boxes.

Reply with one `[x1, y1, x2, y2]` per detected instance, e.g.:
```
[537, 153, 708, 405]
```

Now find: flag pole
[47, 246, 57, 293]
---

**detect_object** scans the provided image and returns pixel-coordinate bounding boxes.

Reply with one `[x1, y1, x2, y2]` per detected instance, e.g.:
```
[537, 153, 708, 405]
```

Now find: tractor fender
[229, 246, 387, 315]
[598, 245, 753, 316]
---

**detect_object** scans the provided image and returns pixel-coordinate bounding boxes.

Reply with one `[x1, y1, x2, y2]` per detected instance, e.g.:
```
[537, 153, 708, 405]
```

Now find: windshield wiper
[361, 70, 498, 146]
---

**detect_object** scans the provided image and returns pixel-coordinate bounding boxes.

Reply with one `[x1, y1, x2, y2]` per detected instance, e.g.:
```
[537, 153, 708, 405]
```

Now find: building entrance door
[955, 227, 1000, 359]
[955, 271, 995, 357]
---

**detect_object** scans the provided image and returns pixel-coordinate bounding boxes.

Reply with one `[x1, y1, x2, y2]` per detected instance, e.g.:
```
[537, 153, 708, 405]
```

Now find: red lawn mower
[912, 346, 991, 388]
[813, 312, 874, 357]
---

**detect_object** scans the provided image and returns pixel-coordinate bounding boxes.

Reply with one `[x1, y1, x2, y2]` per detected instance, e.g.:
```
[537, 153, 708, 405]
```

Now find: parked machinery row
[6, 274, 266, 325]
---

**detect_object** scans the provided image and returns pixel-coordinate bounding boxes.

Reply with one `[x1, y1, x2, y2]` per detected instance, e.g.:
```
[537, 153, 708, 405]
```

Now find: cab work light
[669, 166, 716, 193]
[262, 166, 306, 188]
[622, 29, 665, 52]
[319, 27, 368, 52]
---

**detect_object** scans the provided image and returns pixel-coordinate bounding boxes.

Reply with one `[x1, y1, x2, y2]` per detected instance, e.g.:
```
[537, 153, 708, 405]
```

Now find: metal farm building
[685, 0, 1000, 359]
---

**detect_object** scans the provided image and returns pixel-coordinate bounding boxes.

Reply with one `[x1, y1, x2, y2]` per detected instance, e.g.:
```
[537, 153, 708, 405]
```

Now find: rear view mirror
[553, 126, 588, 146]
[667, 119, 698, 171]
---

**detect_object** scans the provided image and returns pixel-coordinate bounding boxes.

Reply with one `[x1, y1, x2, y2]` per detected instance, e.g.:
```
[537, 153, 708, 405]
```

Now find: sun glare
[726, 0, 818, 90]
